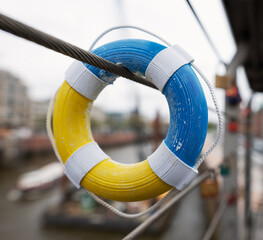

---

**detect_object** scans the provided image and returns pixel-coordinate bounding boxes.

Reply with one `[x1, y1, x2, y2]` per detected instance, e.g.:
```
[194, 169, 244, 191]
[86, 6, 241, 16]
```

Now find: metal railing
[123, 170, 215, 240]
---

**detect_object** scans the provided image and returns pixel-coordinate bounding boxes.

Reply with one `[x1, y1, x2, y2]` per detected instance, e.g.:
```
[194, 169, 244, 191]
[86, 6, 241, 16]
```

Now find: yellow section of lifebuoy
[53, 81, 171, 201]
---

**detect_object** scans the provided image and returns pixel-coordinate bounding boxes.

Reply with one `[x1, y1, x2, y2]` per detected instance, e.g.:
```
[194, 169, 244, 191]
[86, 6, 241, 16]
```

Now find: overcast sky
[0, 0, 252, 120]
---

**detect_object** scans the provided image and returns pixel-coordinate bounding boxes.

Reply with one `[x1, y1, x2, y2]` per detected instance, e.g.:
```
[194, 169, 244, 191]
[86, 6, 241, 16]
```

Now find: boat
[8, 162, 64, 201]
[43, 191, 174, 234]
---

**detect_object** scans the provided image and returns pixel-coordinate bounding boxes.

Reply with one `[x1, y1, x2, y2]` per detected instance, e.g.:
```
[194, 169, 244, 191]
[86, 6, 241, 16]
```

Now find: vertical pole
[219, 45, 248, 240]
[245, 96, 253, 240]
[220, 92, 239, 240]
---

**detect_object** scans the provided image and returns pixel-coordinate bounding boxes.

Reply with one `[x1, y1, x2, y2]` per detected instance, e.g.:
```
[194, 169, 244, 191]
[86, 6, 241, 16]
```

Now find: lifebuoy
[52, 39, 208, 201]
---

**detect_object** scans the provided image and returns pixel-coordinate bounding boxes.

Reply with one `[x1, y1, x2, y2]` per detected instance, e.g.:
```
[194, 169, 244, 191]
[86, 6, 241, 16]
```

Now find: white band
[64, 141, 109, 188]
[145, 45, 194, 91]
[65, 61, 109, 100]
[147, 141, 198, 190]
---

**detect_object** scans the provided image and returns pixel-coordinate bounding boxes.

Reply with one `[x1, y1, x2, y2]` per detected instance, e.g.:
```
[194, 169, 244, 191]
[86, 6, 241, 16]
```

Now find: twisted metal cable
[0, 12, 157, 89]
[185, 0, 225, 65]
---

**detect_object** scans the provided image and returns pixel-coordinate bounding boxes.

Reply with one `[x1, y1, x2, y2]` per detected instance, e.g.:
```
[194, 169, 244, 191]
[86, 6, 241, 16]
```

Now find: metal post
[203, 197, 227, 240]
[220, 44, 248, 240]
[220, 100, 239, 240]
[245, 96, 253, 240]
[226, 44, 248, 77]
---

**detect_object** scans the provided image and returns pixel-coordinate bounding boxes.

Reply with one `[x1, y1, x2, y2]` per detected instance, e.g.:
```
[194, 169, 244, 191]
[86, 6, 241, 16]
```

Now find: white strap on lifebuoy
[64, 141, 109, 188]
[65, 61, 109, 100]
[145, 45, 194, 91]
[148, 141, 198, 190]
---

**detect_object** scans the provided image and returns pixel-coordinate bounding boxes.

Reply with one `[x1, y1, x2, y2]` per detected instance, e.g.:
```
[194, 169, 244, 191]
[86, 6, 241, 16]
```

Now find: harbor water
[0, 143, 208, 240]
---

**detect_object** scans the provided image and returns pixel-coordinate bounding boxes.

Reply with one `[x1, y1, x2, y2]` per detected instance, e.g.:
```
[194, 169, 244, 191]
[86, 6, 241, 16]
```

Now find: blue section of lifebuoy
[84, 39, 166, 81]
[82, 39, 208, 167]
[163, 64, 208, 167]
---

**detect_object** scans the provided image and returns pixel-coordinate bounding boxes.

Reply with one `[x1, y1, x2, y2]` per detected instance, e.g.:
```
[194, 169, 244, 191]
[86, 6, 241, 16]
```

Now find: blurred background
[0, 0, 263, 239]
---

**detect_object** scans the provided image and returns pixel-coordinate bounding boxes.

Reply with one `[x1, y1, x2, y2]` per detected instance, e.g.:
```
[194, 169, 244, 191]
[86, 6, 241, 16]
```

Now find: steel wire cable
[185, 0, 225, 64]
[0, 12, 157, 89]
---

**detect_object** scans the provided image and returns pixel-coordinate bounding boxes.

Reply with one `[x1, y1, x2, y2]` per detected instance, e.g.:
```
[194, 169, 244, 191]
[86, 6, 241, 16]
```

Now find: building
[32, 99, 50, 133]
[0, 70, 32, 128]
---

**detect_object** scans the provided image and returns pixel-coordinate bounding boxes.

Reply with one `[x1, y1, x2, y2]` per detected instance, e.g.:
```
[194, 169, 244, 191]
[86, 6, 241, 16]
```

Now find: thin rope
[46, 91, 63, 164]
[44, 23, 222, 217]
[89, 25, 172, 50]
[192, 63, 223, 169]
[86, 189, 177, 219]
[0, 12, 156, 89]
[48, 27, 222, 217]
